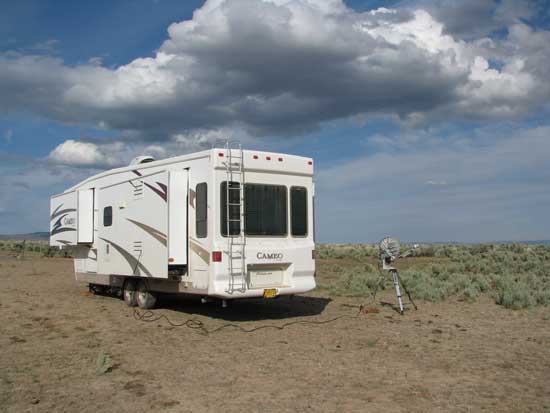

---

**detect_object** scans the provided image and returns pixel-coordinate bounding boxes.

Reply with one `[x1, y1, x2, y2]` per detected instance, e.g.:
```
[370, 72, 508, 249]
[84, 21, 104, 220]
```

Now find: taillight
[212, 251, 222, 262]
[312, 250, 316, 259]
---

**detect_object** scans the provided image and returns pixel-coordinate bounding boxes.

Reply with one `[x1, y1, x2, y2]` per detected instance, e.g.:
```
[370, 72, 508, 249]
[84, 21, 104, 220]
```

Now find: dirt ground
[1, 254, 549, 412]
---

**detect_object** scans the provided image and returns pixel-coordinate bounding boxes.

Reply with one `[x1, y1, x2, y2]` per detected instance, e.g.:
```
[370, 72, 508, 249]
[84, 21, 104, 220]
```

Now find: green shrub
[317, 243, 550, 309]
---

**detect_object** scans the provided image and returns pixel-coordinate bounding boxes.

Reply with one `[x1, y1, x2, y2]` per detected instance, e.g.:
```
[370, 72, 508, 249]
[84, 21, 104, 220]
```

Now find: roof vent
[129, 156, 155, 166]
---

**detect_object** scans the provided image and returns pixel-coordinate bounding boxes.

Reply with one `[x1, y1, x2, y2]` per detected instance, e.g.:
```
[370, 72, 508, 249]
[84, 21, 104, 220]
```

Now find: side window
[291, 187, 307, 236]
[196, 183, 207, 238]
[103, 206, 113, 227]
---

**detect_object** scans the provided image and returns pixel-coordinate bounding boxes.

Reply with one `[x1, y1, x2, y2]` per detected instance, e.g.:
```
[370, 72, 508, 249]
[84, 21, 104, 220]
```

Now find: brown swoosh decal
[51, 227, 77, 236]
[190, 239, 210, 264]
[144, 181, 167, 202]
[51, 203, 77, 220]
[189, 189, 196, 208]
[100, 237, 152, 277]
[51, 203, 63, 218]
[126, 219, 167, 246]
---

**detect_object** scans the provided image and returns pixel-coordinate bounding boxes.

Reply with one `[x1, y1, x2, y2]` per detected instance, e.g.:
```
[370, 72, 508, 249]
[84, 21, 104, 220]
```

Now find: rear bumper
[208, 272, 316, 299]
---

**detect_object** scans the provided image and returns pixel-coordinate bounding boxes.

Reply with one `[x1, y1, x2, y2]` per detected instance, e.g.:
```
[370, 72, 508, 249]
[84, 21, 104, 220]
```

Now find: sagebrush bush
[317, 243, 550, 309]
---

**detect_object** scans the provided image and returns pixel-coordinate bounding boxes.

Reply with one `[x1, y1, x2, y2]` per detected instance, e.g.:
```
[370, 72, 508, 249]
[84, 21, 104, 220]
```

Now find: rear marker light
[308, 161, 313, 165]
[212, 251, 222, 262]
[253, 155, 258, 159]
[218, 153, 224, 157]
[278, 157, 283, 162]
[169, 258, 174, 263]
[266, 156, 271, 160]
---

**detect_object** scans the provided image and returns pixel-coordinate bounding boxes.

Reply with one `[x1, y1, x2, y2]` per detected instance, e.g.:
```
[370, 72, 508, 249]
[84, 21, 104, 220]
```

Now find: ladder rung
[227, 202, 241, 206]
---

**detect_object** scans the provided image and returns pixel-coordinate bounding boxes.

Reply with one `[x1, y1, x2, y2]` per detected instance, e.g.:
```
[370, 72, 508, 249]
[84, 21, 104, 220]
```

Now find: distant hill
[0, 232, 548, 244]
[0, 232, 49, 241]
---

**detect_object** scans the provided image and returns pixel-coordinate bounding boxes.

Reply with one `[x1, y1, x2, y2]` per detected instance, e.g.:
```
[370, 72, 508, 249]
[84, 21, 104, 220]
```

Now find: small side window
[291, 187, 307, 237]
[196, 183, 207, 238]
[103, 206, 113, 227]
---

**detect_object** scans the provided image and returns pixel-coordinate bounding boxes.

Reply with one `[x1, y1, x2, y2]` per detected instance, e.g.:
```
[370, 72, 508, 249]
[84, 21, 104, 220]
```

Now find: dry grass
[0, 240, 71, 257]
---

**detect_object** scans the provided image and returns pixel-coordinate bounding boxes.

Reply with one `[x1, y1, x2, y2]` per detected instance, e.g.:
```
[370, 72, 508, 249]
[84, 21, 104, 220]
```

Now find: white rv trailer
[49, 146, 316, 308]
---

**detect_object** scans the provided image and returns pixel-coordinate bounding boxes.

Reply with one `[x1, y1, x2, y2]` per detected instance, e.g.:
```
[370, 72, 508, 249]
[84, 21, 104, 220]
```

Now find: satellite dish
[376, 236, 418, 315]
[379, 237, 400, 263]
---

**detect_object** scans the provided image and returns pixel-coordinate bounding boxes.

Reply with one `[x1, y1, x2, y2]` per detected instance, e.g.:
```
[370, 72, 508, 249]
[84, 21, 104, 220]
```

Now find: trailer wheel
[123, 279, 138, 307]
[136, 280, 157, 309]
[89, 284, 105, 295]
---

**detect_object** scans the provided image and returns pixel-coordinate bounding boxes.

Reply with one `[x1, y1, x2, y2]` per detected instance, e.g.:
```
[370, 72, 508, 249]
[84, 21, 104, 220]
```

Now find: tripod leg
[391, 270, 404, 315]
[400, 278, 418, 310]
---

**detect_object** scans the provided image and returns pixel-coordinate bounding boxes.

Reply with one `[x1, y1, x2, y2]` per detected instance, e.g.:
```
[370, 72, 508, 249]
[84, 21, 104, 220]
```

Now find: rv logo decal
[257, 252, 283, 261]
[50, 203, 77, 236]
[62, 217, 76, 226]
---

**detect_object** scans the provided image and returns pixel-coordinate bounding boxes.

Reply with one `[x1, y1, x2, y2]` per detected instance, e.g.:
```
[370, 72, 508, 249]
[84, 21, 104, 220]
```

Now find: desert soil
[1, 254, 549, 412]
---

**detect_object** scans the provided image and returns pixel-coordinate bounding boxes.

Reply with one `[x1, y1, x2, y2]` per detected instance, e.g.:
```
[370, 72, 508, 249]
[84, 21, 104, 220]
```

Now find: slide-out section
[97, 170, 170, 279]
[168, 170, 188, 266]
[77, 189, 94, 244]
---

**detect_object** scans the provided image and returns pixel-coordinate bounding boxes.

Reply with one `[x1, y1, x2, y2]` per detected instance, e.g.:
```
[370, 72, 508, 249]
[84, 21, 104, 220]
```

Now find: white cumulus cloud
[48, 140, 120, 168]
[0, 0, 548, 140]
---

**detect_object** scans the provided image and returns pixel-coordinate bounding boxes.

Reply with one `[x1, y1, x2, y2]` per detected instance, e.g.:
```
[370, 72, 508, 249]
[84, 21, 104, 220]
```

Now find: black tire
[123, 279, 138, 307]
[136, 280, 157, 310]
[89, 284, 105, 295]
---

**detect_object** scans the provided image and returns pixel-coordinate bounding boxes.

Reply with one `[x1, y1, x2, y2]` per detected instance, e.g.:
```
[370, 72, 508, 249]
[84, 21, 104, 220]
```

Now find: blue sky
[1, 0, 549, 242]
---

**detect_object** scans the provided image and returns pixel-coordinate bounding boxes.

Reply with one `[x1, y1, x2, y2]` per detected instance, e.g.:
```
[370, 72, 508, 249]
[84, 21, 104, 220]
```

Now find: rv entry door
[168, 170, 188, 265]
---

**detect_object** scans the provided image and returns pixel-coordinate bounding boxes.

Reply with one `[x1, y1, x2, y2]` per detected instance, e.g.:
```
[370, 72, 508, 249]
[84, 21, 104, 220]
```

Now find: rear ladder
[224, 141, 246, 293]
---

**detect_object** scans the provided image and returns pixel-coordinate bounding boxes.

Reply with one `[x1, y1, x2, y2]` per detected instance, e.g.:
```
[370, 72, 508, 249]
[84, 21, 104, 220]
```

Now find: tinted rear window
[245, 184, 287, 236]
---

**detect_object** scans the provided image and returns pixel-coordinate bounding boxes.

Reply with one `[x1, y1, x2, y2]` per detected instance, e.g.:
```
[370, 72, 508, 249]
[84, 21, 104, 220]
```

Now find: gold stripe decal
[126, 219, 167, 246]
[189, 239, 210, 264]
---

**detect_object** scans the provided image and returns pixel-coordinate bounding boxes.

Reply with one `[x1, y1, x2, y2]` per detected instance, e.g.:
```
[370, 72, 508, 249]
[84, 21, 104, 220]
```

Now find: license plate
[263, 288, 277, 298]
[250, 267, 283, 288]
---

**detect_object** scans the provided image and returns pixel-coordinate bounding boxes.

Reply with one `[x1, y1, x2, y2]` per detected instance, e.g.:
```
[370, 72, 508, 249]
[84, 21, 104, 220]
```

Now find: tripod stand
[373, 261, 417, 315]
[376, 237, 419, 314]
